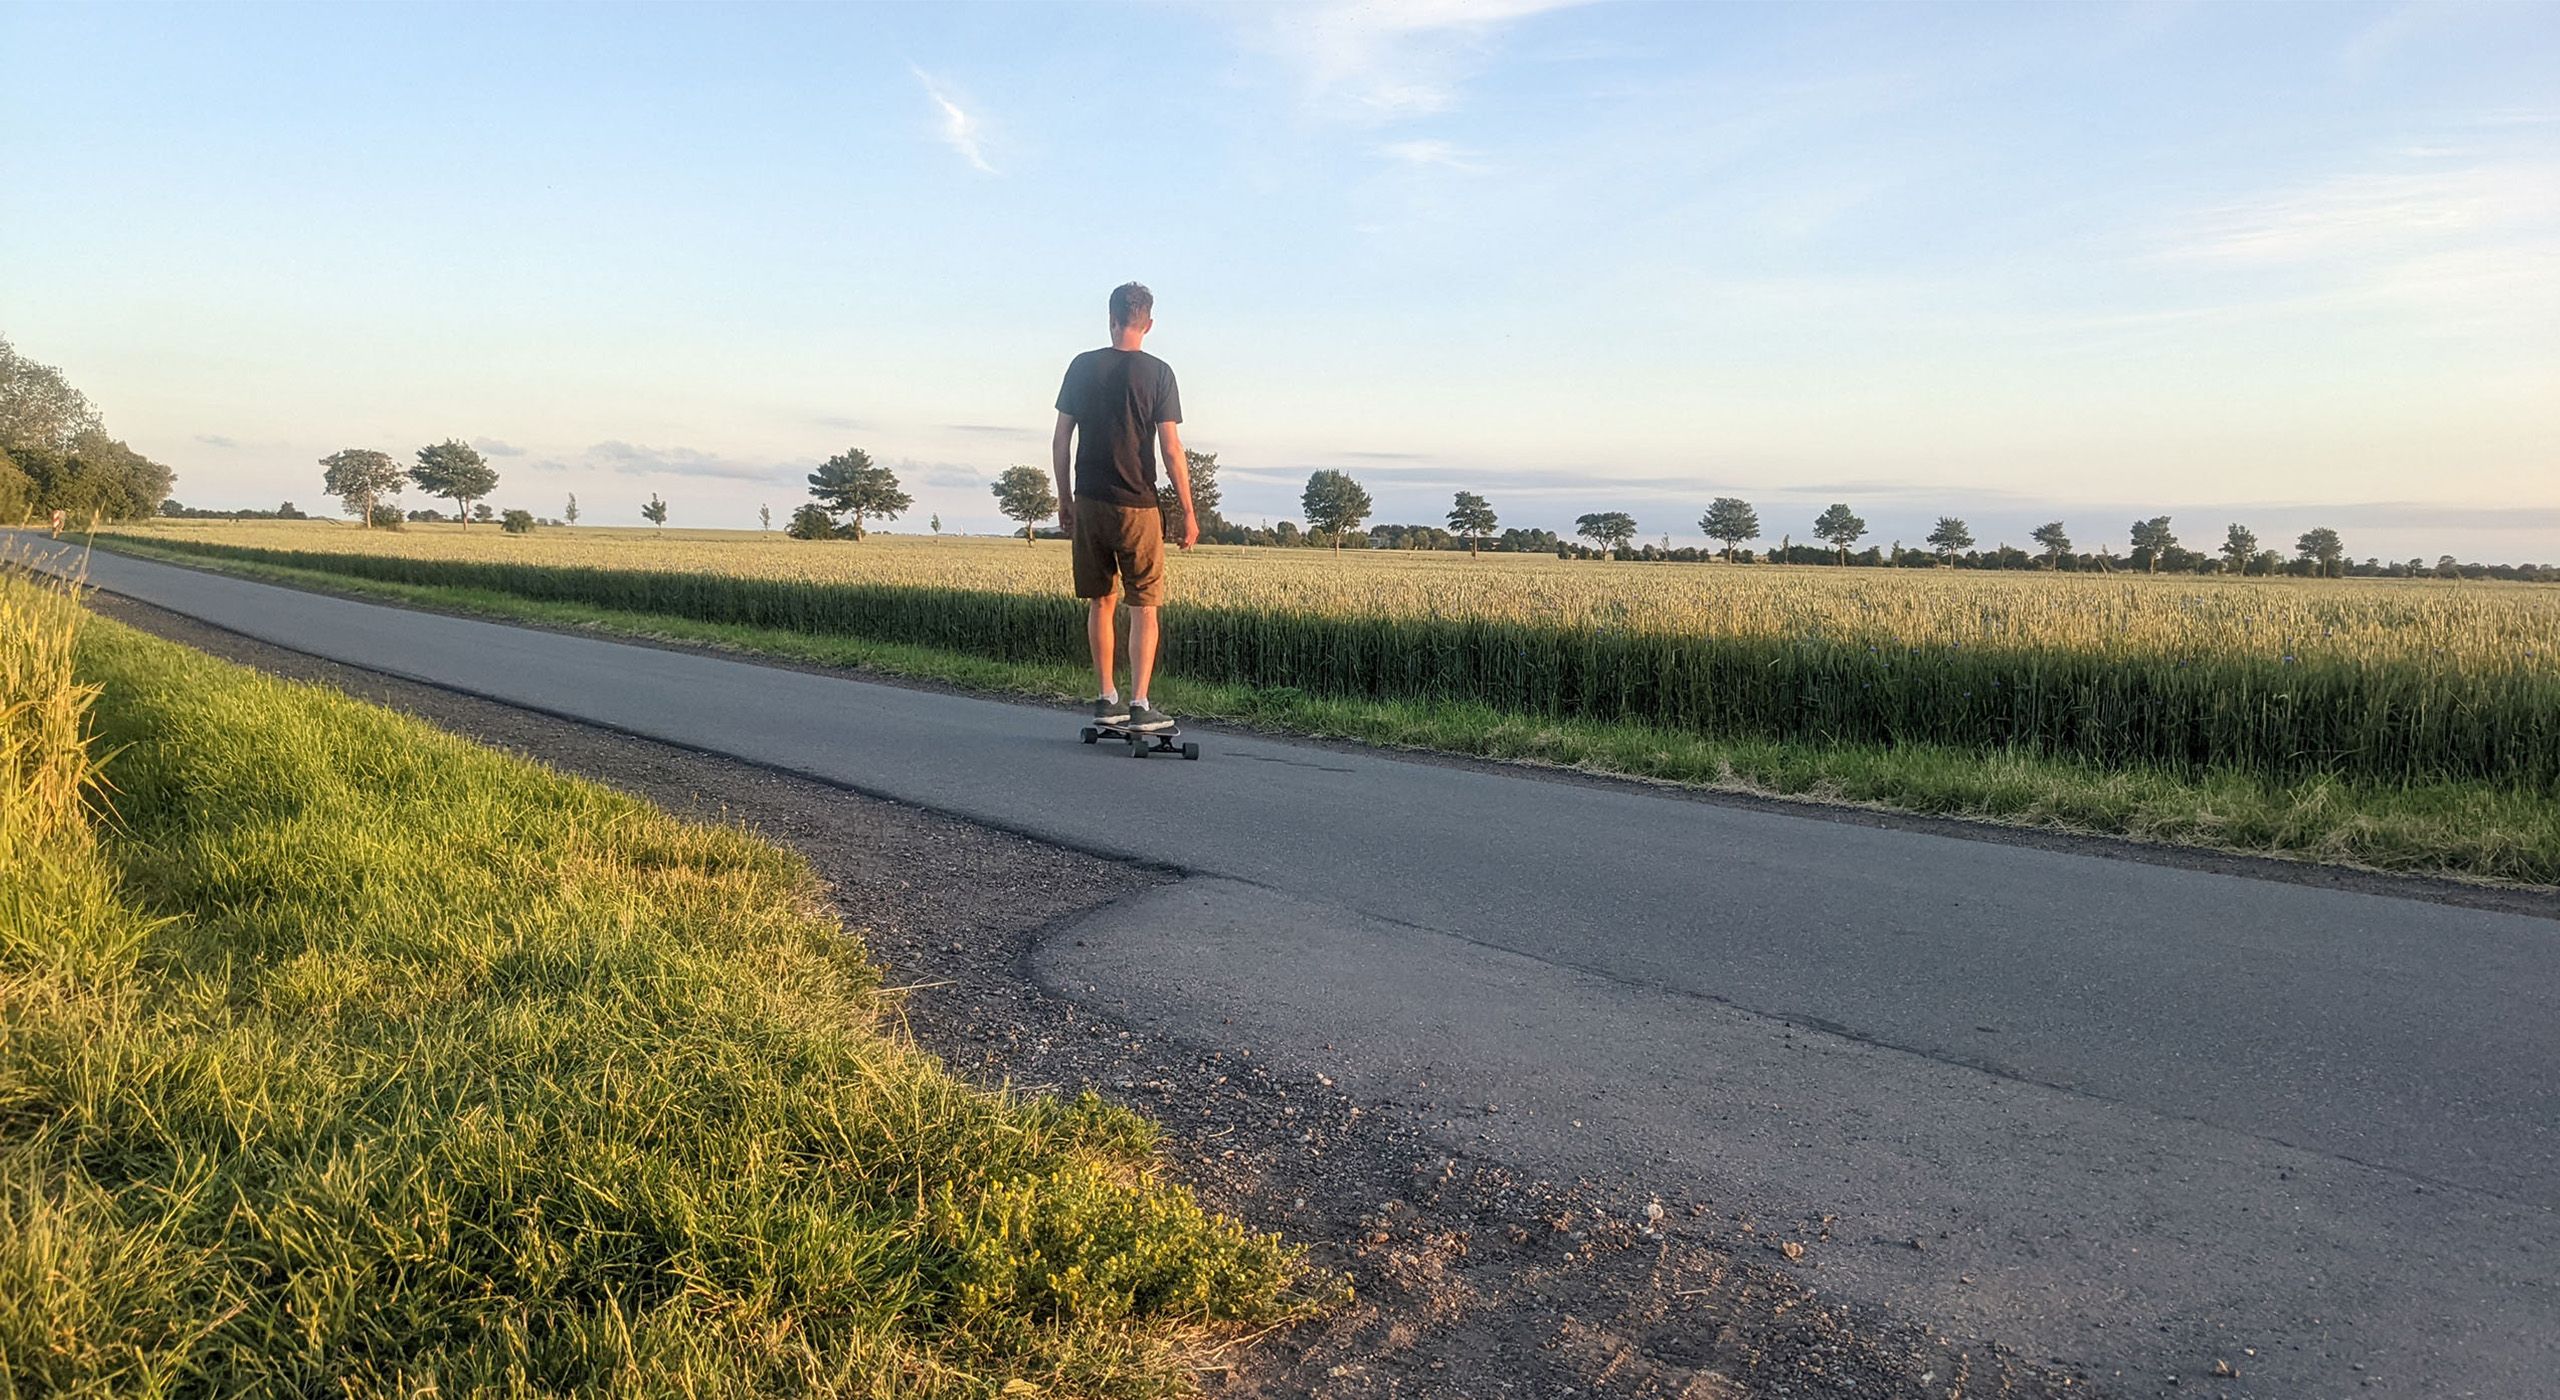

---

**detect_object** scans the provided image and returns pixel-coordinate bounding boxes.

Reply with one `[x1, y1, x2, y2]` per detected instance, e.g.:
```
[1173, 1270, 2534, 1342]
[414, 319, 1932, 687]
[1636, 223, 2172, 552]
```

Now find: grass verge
[0, 563, 1323, 1398]
[81, 537, 2560, 888]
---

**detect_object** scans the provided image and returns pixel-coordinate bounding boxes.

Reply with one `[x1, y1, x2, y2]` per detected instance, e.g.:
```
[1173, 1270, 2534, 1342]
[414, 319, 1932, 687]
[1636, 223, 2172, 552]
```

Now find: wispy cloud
[2159, 163, 2557, 265]
[195, 434, 238, 449]
[1250, 0, 1590, 120]
[946, 423, 1033, 437]
[472, 437, 525, 457]
[912, 65, 996, 174]
[1377, 138, 1486, 172]
[584, 441, 785, 483]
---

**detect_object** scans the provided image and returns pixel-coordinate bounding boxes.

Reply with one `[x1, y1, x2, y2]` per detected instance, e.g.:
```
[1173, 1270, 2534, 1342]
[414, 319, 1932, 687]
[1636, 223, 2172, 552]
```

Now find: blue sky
[3, 0, 2554, 560]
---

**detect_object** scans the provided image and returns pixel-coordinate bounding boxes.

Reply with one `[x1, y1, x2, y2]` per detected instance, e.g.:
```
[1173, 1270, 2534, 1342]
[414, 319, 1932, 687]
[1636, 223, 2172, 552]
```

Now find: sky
[3, 0, 2555, 562]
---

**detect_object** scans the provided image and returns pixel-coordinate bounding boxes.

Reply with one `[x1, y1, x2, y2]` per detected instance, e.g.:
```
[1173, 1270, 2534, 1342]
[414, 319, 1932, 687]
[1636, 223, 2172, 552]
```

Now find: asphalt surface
[34, 539, 2560, 1398]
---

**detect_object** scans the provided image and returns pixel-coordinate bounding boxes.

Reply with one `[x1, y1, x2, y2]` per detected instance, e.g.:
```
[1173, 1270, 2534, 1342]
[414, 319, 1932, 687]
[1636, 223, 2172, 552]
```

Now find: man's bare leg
[1127, 604, 1160, 703]
[1087, 598, 1118, 696]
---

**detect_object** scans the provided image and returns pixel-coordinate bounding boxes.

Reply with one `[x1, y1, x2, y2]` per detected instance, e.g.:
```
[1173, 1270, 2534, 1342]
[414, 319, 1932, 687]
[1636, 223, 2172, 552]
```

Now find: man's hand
[1056, 497, 1076, 537]
[1180, 511, 1198, 550]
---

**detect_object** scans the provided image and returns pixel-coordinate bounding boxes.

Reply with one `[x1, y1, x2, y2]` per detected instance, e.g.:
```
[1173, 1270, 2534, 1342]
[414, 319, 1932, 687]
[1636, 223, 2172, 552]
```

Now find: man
[1052, 281, 1196, 732]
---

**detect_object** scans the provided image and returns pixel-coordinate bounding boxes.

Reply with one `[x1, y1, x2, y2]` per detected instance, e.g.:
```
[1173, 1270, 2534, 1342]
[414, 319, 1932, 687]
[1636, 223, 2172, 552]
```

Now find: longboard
[1081, 719, 1201, 760]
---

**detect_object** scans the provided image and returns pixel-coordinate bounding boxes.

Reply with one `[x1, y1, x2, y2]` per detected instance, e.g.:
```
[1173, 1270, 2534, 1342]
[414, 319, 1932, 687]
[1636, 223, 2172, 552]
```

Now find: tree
[2222, 523, 2258, 575]
[806, 447, 910, 540]
[1575, 511, 1638, 556]
[786, 503, 837, 539]
[1926, 516, 1974, 563]
[2129, 515, 2177, 573]
[2030, 521, 2071, 568]
[760, 504, 772, 532]
[1699, 497, 1759, 561]
[501, 508, 535, 534]
[411, 439, 497, 525]
[1813, 503, 1867, 563]
[473, 502, 494, 523]
[319, 448, 403, 528]
[1445, 491, 1499, 556]
[991, 464, 1059, 544]
[929, 513, 941, 535]
[369, 503, 403, 529]
[641, 493, 668, 527]
[2297, 526, 2345, 578]
[1301, 470, 1373, 549]
[0, 336, 105, 454]
[565, 493, 579, 526]
[1158, 449, 1226, 539]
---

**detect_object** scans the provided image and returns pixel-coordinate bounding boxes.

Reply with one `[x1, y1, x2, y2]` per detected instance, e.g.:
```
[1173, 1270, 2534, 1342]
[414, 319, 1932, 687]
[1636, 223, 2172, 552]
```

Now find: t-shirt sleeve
[1155, 364, 1183, 424]
[1054, 359, 1083, 416]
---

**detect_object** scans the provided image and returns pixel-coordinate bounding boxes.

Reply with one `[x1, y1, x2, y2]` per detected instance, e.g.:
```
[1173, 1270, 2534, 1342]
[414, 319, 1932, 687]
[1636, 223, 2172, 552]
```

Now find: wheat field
[102, 520, 2560, 789]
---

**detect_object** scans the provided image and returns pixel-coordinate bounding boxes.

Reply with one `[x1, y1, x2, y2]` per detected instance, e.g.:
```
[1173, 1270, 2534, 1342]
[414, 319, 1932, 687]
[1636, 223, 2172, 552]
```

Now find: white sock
[1132, 694, 1150, 710]
[1101, 688, 1120, 703]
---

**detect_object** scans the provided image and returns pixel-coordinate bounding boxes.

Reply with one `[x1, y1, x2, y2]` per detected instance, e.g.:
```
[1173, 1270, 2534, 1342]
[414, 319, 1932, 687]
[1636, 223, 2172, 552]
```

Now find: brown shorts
[1070, 498, 1166, 606]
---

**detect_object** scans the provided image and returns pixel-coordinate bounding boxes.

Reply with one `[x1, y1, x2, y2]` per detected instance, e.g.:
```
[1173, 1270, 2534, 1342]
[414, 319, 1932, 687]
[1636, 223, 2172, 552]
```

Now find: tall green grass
[106, 533, 2560, 789]
[0, 567, 1317, 1397]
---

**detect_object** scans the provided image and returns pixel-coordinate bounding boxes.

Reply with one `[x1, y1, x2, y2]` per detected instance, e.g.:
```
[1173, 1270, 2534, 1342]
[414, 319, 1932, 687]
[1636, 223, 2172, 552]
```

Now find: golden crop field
[103, 520, 2560, 789]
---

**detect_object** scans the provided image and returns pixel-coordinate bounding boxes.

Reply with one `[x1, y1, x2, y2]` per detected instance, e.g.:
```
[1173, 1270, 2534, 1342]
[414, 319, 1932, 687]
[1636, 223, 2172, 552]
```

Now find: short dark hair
[1109, 282, 1153, 327]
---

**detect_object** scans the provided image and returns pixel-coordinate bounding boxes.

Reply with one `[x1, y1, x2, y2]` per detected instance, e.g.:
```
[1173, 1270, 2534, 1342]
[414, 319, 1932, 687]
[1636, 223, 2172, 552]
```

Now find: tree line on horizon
[8, 334, 2537, 578]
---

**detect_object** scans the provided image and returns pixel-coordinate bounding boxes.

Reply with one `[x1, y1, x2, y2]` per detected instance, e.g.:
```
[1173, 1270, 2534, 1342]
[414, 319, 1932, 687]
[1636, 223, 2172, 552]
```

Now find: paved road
[37, 540, 2560, 1397]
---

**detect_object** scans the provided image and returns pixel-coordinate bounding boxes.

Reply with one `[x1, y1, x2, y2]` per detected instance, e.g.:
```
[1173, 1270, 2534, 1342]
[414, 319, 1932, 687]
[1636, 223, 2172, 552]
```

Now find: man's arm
[1051, 412, 1076, 532]
[1159, 422, 1198, 550]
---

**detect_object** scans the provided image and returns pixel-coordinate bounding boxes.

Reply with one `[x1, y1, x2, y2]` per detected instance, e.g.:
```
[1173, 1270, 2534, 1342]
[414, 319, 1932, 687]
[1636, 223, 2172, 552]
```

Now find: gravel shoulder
[86, 591, 2100, 1398]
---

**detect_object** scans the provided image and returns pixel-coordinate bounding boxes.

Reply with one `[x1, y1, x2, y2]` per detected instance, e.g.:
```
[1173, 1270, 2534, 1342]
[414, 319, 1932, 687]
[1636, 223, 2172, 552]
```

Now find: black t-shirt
[1055, 347, 1182, 508]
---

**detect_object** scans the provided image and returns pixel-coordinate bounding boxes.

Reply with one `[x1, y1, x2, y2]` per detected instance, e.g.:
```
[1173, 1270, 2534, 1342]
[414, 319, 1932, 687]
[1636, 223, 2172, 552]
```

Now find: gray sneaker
[1093, 696, 1131, 725]
[1126, 701, 1175, 732]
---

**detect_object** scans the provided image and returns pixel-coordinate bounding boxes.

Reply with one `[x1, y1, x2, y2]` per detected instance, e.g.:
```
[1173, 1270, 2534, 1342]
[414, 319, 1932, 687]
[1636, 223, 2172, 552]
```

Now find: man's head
[1109, 281, 1154, 334]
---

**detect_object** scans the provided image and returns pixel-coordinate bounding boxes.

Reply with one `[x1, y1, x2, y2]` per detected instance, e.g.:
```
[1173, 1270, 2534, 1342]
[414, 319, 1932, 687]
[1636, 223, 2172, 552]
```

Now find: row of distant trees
[1146, 476, 2548, 581]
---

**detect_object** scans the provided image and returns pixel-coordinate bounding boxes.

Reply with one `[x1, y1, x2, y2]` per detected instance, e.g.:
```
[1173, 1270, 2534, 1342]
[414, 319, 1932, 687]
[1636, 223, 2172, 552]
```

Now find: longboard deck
[1081, 721, 1201, 760]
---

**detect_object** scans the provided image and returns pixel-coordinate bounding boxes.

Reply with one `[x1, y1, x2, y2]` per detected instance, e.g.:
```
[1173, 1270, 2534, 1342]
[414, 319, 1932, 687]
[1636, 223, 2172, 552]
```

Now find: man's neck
[1109, 327, 1145, 351]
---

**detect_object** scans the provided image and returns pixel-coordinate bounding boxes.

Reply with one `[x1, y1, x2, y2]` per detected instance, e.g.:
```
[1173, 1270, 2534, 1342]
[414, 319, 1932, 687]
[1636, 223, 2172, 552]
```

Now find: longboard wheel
[1081, 727, 1098, 744]
[1183, 742, 1200, 760]
[1129, 738, 1149, 758]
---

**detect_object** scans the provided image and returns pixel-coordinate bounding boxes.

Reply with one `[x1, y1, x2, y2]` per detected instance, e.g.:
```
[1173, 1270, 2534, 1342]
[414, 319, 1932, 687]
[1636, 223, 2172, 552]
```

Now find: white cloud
[2160, 163, 2559, 265]
[1378, 138, 1487, 172]
[1252, 0, 1589, 120]
[911, 66, 996, 174]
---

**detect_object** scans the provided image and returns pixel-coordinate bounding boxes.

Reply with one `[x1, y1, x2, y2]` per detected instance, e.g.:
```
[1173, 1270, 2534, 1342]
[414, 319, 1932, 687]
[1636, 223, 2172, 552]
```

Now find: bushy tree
[786, 503, 838, 539]
[2297, 527, 2345, 578]
[806, 447, 910, 539]
[1700, 497, 1759, 561]
[2222, 523, 2258, 575]
[1813, 503, 1867, 563]
[0, 336, 105, 454]
[1926, 516, 1974, 562]
[1575, 511, 1638, 556]
[501, 508, 535, 534]
[1301, 470, 1372, 550]
[2031, 521, 2071, 568]
[760, 504, 771, 531]
[412, 440, 498, 525]
[369, 503, 404, 529]
[566, 493, 580, 526]
[11, 436, 174, 521]
[1158, 449, 1225, 539]
[641, 493, 668, 527]
[320, 448, 403, 528]
[1446, 491, 1498, 555]
[2130, 515, 2177, 573]
[991, 464, 1059, 543]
